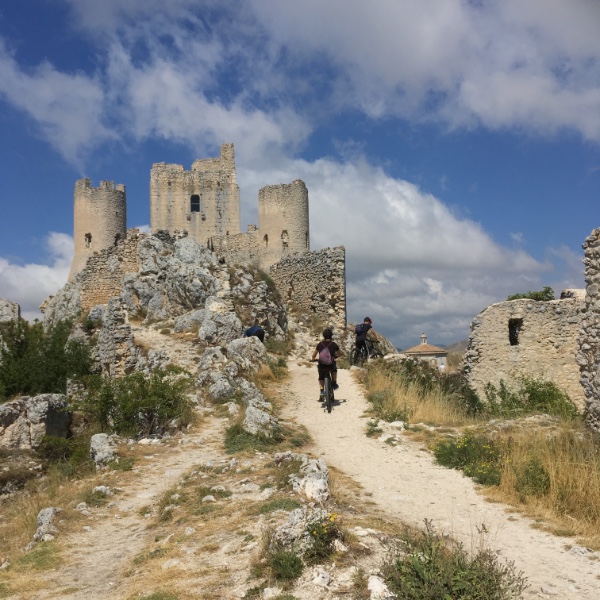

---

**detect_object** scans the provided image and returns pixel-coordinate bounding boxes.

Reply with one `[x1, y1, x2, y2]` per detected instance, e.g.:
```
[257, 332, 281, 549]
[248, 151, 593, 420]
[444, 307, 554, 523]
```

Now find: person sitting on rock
[243, 324, 265, 343]
[311, 328, 340, 399]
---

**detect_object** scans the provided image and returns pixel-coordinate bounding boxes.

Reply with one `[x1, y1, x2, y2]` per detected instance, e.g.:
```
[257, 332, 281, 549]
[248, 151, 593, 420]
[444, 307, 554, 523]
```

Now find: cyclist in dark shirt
[311, 328, 340, 399]
[355, 316, 378, 355]
[243, 324, 265, 343]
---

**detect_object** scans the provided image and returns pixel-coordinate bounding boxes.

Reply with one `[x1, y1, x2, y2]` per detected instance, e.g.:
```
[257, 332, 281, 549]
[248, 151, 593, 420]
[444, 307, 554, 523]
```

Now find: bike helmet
[323, 328, 333, 339]
[364, 317, 372, 323]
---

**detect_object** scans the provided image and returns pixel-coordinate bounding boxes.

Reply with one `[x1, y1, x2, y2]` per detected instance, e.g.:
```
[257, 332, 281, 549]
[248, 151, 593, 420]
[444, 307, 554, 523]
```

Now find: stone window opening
[114, 233, 122, 245]
[85, 233, 92, 248]
[190, 194, 200, 212]
[263, 234, 268, 246]
[508, 318, 523, 346]
[281, 230, 289, 248]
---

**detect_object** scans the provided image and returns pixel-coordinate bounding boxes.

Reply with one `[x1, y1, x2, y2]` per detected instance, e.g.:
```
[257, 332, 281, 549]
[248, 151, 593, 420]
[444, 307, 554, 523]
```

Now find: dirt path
[282, 360, 600, 599]
[32, 418, 225, 600]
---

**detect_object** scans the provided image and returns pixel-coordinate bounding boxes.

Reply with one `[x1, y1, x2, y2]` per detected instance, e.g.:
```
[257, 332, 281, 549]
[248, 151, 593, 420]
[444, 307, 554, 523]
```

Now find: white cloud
[240, 156, 552, 347]
[248, 0, 600, 139]
[2, 0, 599, 166]
[0, 42, 113, 166]
[0, 233, 73, 321]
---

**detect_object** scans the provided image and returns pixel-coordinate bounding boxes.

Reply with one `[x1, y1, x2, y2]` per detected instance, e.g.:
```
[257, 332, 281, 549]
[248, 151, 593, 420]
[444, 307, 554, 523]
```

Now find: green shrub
[484, 378, 579, 420]
[366, 419, 383, 438]
[433, 433, 502, 485]
[267, 546, 304, 581]
[382, 522, 527, 599]
[0, 318, 91, 401]
[304, 512, 343, 564]
[507, 286, 554, 301]
[36, 434, 94, 478]
[72, 367, 194, 438]
[515, 457, 551, 499]
[253, 498, 302, 514]
[224, 422, 283, 454]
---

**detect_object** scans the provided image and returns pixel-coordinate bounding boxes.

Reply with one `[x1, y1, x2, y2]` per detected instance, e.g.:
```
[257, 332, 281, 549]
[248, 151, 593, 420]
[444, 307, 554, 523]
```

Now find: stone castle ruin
[69, 143, 311, 280]
[463, 292, 586, 408]
[63, 143, 345, 332]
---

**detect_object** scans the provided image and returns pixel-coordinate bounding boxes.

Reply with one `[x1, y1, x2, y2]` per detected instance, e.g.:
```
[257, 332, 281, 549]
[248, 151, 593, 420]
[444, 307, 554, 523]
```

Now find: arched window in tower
[85, 233, 92, 248]
[190, 194, 200, 212]
[281, 230, 289, 248]
[263, 234, 269, 246]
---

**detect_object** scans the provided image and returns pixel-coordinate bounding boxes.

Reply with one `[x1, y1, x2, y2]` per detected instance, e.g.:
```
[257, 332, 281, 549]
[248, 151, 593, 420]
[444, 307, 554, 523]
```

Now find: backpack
[355, 323, 364, 335]
[318, 341, 333, 365]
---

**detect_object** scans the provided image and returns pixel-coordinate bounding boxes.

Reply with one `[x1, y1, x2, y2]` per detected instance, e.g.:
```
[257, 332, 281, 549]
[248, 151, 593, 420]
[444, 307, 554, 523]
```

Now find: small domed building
[403, 333, 448, 370]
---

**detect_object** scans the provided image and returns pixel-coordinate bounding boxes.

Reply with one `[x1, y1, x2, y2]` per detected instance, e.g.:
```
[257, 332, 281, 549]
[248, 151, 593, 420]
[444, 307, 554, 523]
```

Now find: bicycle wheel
[350, 347, 359, 366]
[359, 345, 368, 366]
[324, 377, 333, 413]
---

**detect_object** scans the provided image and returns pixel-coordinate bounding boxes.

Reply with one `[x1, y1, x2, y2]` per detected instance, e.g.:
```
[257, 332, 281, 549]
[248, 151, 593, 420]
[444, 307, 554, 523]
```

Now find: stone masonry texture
[69, 179, 126, 280]
[270, 246, 347, 334]
[577, 228, 600, 431]
[464, 296, 585, 408]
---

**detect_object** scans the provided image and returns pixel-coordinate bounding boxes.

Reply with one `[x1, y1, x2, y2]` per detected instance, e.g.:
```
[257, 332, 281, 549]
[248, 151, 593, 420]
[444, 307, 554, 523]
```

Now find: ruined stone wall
[212, 229, 263, 267]
[69, 179, 127, 280]
[257, 180, 310, 271]
[270, 246, 347, 333]
[74, 230, 142, 312]
[150, 143, 241, 243]
[464, 297, 585, 407]
[577, 228, 600, 431]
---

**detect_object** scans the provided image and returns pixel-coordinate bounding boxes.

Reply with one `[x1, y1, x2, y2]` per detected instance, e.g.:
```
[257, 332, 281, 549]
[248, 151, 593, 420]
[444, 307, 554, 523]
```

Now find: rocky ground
[2, 323, 600, 599]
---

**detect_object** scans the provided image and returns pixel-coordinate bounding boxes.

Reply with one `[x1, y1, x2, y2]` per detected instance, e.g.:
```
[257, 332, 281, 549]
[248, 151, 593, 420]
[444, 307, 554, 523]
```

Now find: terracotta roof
[403, 343, 447, 355]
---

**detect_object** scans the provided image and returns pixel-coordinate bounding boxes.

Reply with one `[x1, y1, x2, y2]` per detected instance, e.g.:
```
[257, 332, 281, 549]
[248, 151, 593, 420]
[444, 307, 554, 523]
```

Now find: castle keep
[150, 144, 309, 271]
[150, 143, 241, 241]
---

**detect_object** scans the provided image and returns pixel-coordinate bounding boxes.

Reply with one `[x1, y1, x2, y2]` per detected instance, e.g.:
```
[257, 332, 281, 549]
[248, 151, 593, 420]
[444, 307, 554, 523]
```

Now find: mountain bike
[350, 339, 383, 366]
[312, 360, 335, 413]
[322, 369, 334, 413]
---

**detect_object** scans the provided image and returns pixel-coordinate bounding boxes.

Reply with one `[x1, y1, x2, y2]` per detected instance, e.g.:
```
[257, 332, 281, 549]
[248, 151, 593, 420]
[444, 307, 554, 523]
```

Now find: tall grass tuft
[363, 360, 481, 427]
[493, 427, 600, 543]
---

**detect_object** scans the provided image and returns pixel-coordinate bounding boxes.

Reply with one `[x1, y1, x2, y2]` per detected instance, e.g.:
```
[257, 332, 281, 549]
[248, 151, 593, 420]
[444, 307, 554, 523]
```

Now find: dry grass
[484, 426, 600, 548]
[365, 368, 476, 427]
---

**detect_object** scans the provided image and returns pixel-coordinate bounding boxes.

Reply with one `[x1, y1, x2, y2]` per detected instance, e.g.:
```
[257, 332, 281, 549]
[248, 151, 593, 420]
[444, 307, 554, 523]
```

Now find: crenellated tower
[69, 179, 126, 280]
[150, 143, 241, 243]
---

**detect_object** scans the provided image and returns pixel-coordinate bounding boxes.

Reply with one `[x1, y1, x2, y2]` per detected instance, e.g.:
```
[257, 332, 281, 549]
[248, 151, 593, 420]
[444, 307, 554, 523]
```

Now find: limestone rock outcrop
[0, 395, 72, 449]
[0, 298, 20, 323]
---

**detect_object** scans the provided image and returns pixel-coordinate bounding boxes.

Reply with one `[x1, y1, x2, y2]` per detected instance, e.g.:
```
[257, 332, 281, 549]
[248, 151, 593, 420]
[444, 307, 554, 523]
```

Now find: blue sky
[1, 0, 599, 349]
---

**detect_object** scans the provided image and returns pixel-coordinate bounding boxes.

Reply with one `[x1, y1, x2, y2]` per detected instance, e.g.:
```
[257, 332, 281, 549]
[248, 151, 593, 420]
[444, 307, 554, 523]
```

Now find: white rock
[368, 575, 396, 599]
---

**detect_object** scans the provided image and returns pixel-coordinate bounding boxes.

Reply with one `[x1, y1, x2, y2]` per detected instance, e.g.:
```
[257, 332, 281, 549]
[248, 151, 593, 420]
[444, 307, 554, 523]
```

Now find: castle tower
[257, 179, 310, 271]
[69, 179, 127, 280]
[150, 143, 241, 243]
